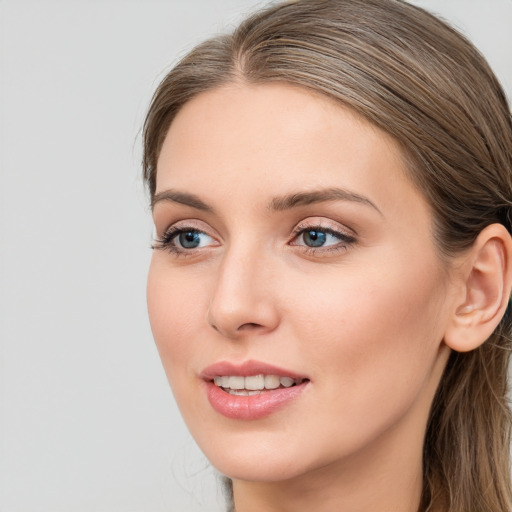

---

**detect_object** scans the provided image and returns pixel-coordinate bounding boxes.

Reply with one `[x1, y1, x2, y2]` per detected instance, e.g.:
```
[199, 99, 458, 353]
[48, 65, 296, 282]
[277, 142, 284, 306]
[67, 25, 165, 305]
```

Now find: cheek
[285, 254, 448, 420]
[146, 258, 206, 383]
[299, 246, 446, 346]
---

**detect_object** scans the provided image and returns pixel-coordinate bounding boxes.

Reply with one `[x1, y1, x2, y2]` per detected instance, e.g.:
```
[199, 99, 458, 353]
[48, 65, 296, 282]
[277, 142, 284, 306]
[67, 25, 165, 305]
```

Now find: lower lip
[205, 381, 308, 420]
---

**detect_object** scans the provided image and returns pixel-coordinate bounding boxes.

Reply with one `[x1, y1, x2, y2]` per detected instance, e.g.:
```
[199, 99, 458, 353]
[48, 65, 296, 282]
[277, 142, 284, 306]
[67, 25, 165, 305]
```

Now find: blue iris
[303, 230, 327, 247]
[179, 231, 201, 248]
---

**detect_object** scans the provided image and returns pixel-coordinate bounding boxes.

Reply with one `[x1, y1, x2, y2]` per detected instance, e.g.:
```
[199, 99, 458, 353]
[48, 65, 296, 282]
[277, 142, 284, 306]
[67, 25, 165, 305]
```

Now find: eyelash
[152, 226, 215, 256]
[152, 224, 357, 256]
[290, 223, 357, 255]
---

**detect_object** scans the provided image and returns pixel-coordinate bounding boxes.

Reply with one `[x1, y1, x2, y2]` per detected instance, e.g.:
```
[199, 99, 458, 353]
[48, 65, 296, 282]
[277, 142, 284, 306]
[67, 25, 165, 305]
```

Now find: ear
[444, 223, 512, 353]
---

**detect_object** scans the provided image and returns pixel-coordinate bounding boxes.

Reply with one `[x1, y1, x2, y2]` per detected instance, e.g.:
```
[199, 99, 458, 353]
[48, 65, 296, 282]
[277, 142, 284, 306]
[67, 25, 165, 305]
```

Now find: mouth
[201, 361, 310, 420]
[212, 374, 308, 396]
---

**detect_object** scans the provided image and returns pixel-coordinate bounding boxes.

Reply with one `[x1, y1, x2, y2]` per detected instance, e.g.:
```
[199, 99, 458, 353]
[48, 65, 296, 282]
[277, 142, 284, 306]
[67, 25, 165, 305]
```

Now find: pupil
[179, 231, 200, 248]
[304, 230, 326, 247]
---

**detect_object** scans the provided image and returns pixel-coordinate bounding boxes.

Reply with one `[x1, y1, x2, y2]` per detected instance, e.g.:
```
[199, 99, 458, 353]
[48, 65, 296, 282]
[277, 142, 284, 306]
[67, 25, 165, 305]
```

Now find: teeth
[264, 375, 280, 389]
[280, 377, 294, 388]
[213, 374, 304, 391]
[229, 376, 245, 390]
[228, 389, 263, 396]
[245, 374, 265, 390]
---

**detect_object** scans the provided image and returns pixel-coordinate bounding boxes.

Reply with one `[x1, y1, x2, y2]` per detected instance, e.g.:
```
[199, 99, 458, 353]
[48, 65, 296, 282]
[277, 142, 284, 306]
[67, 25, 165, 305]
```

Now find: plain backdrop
[0, 1, 511, 511]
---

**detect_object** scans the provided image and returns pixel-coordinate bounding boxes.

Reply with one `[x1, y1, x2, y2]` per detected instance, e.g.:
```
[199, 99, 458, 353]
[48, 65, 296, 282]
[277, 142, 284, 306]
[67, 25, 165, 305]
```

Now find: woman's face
[147, 83, 454, 483]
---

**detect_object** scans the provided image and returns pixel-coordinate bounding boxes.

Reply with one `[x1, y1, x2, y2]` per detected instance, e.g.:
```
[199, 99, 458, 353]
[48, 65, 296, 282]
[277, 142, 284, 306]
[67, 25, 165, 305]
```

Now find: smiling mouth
[213, 374, 309, 396]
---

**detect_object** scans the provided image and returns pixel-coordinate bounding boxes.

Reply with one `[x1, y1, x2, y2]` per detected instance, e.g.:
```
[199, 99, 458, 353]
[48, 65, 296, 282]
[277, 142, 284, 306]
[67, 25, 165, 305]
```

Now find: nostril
[238, 322, 264, 331]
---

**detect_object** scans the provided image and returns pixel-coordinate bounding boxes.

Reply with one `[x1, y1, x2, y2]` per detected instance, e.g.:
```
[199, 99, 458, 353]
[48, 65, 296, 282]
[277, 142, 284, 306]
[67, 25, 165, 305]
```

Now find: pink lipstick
[201, 360, 310, 420]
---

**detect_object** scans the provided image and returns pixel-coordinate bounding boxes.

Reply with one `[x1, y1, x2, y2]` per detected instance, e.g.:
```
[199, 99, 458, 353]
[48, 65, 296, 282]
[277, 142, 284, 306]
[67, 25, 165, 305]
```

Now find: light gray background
[0, 1, 511, 511]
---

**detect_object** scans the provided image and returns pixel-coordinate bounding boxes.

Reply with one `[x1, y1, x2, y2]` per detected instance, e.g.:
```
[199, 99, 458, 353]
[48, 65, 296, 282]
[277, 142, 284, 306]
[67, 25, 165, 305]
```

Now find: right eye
[153, 227, 218, 254]
[174, 229, 213, 249]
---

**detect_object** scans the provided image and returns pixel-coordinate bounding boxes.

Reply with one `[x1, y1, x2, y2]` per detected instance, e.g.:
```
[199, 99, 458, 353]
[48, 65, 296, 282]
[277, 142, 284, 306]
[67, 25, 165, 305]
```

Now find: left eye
[295, 228, 342, 247]
[290, 226, 356, 251]
[173, 230, 215, 249]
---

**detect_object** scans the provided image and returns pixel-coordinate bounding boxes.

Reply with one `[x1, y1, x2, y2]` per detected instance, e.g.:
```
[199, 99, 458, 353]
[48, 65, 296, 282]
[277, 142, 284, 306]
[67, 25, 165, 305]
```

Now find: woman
[142, 1, 512, 510]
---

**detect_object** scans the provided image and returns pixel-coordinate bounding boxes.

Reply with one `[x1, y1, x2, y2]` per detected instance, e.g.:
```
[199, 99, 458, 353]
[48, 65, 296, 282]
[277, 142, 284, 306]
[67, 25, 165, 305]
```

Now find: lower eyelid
[301, 245, 350, 256]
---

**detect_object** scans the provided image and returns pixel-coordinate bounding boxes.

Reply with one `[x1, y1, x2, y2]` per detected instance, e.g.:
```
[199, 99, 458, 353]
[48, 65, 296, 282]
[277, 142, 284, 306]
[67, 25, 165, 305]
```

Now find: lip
[201, 359, 310, 420]
[200, 359, 306, 379]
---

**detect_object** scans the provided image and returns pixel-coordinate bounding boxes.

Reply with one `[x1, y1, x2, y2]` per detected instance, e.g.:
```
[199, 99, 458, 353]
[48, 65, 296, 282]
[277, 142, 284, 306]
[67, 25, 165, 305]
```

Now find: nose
[206, 246, 280, 340]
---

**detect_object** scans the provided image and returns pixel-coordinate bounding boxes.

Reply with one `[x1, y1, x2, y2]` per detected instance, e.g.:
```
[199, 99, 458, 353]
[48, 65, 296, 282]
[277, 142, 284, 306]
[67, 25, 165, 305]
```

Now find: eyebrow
[269, 188, 382, 215]
[152, 187, 382, 216]
[152, 190, 214, 212]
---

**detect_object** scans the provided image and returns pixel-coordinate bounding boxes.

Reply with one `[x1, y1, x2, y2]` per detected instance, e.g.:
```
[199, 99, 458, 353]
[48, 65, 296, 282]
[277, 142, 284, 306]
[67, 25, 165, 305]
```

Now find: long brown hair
[143, 1, 512, 510]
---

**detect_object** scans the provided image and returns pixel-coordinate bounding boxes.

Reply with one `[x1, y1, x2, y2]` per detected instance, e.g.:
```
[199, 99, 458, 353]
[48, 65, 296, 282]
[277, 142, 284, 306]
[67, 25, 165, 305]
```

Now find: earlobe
[444, 223, 512, 353]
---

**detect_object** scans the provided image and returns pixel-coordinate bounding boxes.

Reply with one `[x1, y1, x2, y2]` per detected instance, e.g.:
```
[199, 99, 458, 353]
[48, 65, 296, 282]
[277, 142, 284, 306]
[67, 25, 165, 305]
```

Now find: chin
[187, 428, 313, 483]
[189, 422, 365, 486]
[209, 453, 312, 483]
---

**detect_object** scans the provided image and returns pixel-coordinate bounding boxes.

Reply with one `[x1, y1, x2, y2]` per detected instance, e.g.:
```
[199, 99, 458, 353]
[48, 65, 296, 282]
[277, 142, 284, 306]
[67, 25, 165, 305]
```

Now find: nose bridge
[207, 237, 279, 338]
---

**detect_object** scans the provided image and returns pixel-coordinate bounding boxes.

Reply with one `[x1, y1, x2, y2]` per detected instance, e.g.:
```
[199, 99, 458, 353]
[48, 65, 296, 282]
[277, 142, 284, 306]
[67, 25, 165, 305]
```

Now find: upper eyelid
[164, 226, 218, 244]
[291, 218, 357, 237]
[158, 219, 216, 237]
[290, 227, 356, 246]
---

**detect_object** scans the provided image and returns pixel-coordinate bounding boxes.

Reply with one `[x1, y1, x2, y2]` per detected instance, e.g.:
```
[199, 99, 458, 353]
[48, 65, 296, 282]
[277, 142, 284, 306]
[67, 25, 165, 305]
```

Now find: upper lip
[200, 359, 308, 381]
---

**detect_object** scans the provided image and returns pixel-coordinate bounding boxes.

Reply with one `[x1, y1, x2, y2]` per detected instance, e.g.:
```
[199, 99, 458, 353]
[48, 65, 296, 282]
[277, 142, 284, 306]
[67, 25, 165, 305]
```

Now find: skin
[147, 83, 460, 512]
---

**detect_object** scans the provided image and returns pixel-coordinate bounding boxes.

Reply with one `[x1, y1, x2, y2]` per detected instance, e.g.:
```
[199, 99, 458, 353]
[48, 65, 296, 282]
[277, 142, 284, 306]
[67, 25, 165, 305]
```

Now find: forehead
[155, 82, 423, 218]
